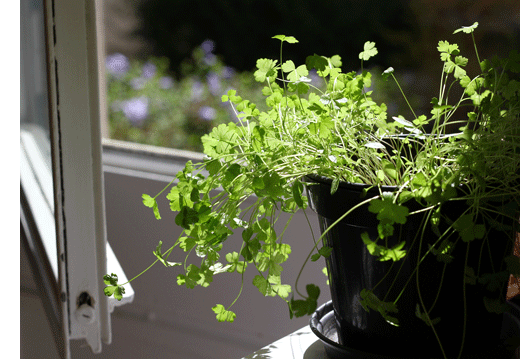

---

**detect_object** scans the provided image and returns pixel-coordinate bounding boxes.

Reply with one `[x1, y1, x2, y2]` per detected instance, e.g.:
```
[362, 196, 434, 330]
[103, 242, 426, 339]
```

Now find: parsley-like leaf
[359, 41, 378, 61]
[142, 194, 161, 220]
[212, 304, 237, 322]
[453, 22, 478, 34]
[153, 241, 181, 267]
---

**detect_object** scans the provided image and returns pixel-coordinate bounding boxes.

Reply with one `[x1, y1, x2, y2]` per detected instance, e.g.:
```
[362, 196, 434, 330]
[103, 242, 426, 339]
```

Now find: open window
[20, 0, 133, 357]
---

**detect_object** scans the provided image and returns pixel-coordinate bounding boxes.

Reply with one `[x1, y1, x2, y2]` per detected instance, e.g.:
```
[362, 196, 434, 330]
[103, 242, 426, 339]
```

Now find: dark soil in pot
[304, 174, 515, 358]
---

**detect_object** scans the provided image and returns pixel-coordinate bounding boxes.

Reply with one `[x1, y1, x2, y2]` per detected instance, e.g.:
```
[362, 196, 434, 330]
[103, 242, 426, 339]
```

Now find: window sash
[40, 0, 132, 355]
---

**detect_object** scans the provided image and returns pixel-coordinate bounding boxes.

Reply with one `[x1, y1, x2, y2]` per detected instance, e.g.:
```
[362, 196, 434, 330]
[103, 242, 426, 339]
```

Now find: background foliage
[106, 0, 520, 151]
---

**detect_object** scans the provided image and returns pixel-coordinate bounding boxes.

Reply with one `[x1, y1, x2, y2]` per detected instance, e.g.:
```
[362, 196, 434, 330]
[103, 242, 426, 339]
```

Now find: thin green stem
[227, 269, 245, 309]
[294, 195, 380, 299]
[416, 221, 447, 359]
[391, 73, 417, 120]
[121, 258, 160, 286]
[294, 208, 317, 298]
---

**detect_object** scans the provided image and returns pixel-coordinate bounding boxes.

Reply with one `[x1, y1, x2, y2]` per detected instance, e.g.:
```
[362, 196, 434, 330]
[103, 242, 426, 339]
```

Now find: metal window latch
[75, 292, 95, 325]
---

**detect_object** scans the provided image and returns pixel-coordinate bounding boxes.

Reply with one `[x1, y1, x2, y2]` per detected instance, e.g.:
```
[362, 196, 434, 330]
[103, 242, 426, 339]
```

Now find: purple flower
[142, 62, 156, 78]
[203, 53, 217, 66]
[206, 72, 221, 96]
[106, 53, 130, 77]
[308, 69, 321, 85]
[159, 76, 174, 89]
[201, 39, 215, 54]
[191, 80, 204, 101]
[130, 77, 147, 90]
[198, 106, 217, 121]
[122, 96, 149, 125]
[222, 66, 235, 80]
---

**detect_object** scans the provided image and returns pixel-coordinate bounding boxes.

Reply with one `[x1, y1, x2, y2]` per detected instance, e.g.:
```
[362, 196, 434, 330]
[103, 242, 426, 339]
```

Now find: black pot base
[310, 301, 519, 359]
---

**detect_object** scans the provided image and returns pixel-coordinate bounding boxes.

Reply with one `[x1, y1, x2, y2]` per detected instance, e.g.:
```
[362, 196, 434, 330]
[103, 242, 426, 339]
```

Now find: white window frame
[20, 0, 135, 356]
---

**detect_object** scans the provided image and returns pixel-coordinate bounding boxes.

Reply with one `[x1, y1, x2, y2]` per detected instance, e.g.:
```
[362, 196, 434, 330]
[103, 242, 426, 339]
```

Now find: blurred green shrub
[106, 40, 268, 152]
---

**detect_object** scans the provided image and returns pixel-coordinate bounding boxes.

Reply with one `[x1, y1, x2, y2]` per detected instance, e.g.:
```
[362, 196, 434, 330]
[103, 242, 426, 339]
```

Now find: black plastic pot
[305, 174, 516, 358]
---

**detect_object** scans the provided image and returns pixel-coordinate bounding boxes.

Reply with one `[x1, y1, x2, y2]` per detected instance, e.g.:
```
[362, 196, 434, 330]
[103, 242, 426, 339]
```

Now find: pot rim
[304, 173, 399, 193]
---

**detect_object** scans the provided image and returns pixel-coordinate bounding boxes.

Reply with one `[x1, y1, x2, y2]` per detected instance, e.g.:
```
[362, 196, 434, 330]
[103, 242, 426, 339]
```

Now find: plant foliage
[105, 24, 520, 358]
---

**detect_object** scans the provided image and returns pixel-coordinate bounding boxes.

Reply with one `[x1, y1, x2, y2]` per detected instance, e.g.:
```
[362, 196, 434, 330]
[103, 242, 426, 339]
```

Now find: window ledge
[242, 326, 323, 359]
[102, 138, 204, 183]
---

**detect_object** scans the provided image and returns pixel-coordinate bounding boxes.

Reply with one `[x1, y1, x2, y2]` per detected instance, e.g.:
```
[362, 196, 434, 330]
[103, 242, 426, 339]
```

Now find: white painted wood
[42, 0, 132, 354]
[20, 130, 58, 279]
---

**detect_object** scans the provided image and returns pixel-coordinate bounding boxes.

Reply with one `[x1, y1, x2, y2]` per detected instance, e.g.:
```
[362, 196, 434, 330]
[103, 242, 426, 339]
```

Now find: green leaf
[361, 233, 407, 261]
[272, 35, 298, 43]
[290, 284, 320, 317]
[153, 241, 181, 267]
[359, 41, 378, 61]
[306, 54, 328, 72]
[382, 67, 394, 80]
[269, 275, 292, 299]
[382, 160, 398, 180]
[142, 193, 155, 207]
[175, 206, 199, 229]
[142, 194, 161, 220]
[413, 115, 428, 127]
[113, 286, 125, 301]
[308, 116, 334, 139]
[311, 246, 333, 262]
[318, 246, 332, 258]
[464, 266, 477, 285]
[104, 285, 125, 301]
[103, 273, 118, 286]
[281, 60, 295, 73]
[415, 304, 440, 326]
[330, 178, 339, 195]
[103, 285, 117, 297]
[330, 55, 342, 68]
[292, 181, 305, 208]
[286, 64, 309, 83]
[166, 187, 181, 211]
[453, 214, 483, 242]
[368, 198, 409, 225]
[360, 289, 399, 326]
[254, 58, 278, 82]
[253, 275, 273, 297]
[437, 41, 459, 57]
[212, 304, 236, 322]
[226, 252, 248, 273]
[429, 239, 455, 263]
[453, 22, 478, 34]
[290, 299, 310, 318]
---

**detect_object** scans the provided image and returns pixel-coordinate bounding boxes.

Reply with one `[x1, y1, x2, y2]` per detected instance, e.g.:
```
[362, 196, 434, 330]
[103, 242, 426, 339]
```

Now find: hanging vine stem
[294, 195, 380, 298]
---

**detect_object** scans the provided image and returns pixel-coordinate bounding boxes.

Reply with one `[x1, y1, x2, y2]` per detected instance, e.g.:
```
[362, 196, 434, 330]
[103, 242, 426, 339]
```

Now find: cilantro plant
[105, 24, 519, 358]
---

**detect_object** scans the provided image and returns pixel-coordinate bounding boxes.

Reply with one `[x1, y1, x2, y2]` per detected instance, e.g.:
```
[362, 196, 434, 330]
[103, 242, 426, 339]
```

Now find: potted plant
[103, 23, 520, 358]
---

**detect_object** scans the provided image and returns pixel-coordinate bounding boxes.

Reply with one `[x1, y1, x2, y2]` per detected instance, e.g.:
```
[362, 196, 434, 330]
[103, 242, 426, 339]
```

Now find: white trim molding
[43, 0, 133, 355]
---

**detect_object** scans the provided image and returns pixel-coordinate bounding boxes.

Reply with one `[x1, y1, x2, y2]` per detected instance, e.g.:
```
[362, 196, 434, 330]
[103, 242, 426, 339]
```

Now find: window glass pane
[102, 1, 520, 152]
[21, 0, 52, 168]
[20, 0, 57, 273]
